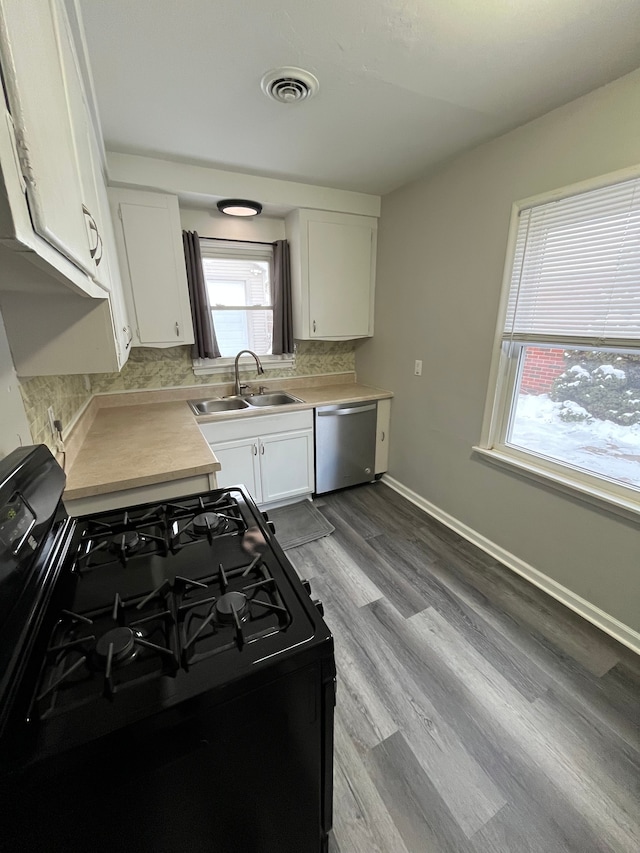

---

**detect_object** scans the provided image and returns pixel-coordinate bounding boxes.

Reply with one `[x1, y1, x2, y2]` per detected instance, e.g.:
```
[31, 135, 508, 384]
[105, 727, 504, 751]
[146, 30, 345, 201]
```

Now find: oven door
[1, 660, 332, 853]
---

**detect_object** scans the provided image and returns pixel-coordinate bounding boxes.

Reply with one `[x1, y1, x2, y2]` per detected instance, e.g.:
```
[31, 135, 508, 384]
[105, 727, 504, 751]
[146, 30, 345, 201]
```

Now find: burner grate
[71, 492, 248, 575]
[34, 584, 179, 715]
[176, 558, 292, 666]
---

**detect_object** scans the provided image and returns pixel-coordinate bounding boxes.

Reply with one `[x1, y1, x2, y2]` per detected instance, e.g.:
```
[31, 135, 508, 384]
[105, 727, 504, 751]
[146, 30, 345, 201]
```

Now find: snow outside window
[480, 170, 640, 515]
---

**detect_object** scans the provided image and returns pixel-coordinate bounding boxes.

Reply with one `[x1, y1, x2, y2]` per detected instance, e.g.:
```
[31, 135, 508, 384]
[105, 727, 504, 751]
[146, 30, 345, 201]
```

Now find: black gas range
[0, 446, 335, 853]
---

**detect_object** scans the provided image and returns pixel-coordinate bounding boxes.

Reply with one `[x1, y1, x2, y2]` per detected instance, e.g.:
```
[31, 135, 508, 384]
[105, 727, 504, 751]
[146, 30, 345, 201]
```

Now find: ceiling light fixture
[216, 199, 263, 217]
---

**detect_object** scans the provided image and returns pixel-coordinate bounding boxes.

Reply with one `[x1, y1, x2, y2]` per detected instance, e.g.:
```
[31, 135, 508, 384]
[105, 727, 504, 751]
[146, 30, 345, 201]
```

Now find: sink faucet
[234, 350, 265, 396]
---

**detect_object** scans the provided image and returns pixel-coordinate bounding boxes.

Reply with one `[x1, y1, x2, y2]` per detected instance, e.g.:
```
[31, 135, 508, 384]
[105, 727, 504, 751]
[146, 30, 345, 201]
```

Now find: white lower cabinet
[213, 438, 261, 499]
[199, 411, 314, 508]
[375, 397, 391, 475]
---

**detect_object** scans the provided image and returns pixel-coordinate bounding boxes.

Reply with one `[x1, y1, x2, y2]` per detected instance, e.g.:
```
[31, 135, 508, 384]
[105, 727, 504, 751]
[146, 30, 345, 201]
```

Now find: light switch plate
[414, 360, 423, 376]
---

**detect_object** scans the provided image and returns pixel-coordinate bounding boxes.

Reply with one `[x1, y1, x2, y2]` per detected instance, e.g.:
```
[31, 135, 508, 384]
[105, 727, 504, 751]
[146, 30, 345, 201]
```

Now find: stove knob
[301, 578, 312, 596]
[261, 511, 275, 534]
[312, 598, 324, 616]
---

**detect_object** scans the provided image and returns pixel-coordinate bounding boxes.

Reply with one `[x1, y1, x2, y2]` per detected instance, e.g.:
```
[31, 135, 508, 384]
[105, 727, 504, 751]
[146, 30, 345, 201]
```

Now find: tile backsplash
[19, 374, 91, 452]
[20, 340, 356, 449]
[88, 341, 356, 393]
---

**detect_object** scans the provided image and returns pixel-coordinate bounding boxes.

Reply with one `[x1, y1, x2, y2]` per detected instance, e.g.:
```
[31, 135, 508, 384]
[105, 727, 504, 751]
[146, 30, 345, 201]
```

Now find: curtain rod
[200, 235, 277, 247]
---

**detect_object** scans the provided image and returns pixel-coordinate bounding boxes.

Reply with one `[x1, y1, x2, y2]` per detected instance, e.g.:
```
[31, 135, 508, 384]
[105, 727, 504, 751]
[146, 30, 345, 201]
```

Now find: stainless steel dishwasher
[314, 400, 377, 494]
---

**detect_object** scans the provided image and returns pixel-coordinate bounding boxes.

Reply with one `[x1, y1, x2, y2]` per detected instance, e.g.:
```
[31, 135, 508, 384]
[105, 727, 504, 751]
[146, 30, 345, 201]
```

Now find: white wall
[179, 208, 285, 242]
[356, 68, 640, 635]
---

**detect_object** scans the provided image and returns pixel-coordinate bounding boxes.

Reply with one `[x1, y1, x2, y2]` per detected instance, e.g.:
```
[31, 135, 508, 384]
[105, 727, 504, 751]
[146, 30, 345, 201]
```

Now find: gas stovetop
[8, 483, 324, 758]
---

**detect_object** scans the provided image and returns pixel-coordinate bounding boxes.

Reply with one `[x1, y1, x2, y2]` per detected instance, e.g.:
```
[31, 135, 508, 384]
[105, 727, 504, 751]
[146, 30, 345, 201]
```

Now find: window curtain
[182, 230, 221, 359]
[272, 239, 294, 355]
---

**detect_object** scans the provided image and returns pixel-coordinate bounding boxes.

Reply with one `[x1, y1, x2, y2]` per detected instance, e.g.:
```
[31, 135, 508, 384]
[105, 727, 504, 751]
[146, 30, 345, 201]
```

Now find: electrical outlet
[414, 359, 423, 376]
[47, 406, 56, 438]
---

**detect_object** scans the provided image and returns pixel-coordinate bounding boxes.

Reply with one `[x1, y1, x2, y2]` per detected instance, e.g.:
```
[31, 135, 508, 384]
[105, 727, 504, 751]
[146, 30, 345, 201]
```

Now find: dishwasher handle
[316, 403, 377, 417]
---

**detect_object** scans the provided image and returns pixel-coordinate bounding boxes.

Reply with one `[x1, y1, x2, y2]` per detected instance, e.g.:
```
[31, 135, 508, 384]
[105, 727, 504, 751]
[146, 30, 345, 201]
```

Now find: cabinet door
[211, 438, 261, 503]
[86, 126, 131, 366]
[374, 398, 391, 475]
[307, 219, 374, 338]
[259, 429, 314, 504]
[0, 0, 93, 274]
[110, 189, 194, 347]
[54, 0, 109, 290]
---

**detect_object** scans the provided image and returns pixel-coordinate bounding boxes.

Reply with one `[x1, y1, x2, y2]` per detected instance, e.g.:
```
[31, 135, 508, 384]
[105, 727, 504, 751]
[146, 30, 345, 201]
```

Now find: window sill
[192, 354, 295, 376]
[472, 445, 640, 523]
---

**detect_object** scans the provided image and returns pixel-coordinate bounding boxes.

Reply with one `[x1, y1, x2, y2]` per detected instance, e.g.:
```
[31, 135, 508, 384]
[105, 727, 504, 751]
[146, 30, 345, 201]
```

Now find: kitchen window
[477, 169, 640, 518]
[193, 238, 293, 373]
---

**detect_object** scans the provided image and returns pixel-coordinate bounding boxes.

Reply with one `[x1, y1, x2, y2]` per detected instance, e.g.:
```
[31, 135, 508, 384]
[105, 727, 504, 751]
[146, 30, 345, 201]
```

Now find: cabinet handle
[94, 232, 103, 266]
[381, 431, 385, 442]
[124, 327, 133, 351]
[313, 320, 316, 333]
[261, 443, 265, 455]
[253, 444, 257, 456]
[82, 205, 100, 259]
[175, 322, 180, 337]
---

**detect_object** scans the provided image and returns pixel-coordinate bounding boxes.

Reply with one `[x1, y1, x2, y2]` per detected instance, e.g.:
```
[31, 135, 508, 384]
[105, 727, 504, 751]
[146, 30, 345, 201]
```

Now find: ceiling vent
[261, 67, 319, 103]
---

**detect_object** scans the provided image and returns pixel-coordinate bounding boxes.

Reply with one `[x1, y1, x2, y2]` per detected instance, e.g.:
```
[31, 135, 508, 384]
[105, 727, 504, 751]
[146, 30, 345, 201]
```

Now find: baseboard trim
[382, 474, 640, 656]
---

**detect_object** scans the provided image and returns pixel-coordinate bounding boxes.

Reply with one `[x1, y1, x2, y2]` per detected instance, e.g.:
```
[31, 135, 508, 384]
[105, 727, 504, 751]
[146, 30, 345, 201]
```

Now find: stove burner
[110, 531, 142, 556]
[95, 627, 139, 664]
[193, 512, 228, 536]
[214, 591, 249, 623]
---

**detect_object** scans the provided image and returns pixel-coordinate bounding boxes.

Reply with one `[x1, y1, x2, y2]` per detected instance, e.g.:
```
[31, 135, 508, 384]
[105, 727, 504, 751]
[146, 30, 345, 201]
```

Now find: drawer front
[198, 410, 313, 444]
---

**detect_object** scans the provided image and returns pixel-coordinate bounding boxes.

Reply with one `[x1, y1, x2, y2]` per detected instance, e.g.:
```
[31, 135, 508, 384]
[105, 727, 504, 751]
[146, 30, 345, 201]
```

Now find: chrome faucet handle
[238, 383, 251, 395]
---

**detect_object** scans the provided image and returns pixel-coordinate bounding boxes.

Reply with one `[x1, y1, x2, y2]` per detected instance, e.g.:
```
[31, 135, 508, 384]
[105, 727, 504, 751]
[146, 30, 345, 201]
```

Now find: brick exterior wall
[520, 347, 565, 394]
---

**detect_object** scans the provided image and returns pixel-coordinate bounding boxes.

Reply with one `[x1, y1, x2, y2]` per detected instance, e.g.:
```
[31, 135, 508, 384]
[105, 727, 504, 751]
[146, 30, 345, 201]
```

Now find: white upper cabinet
[0, 0, 133, 374]
[0, 0, 104, 294]
[54, 0, 110, 290]
[108, 188, 195, 348]
[286, 208, 377, 340]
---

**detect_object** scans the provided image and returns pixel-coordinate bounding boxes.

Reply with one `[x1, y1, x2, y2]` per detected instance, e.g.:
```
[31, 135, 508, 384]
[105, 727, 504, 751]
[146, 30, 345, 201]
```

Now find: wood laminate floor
[286, 483, 640, 853]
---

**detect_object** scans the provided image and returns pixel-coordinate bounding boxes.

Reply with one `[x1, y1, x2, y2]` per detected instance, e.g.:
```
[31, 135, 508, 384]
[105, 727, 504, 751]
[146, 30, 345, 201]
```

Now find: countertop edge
[64, 459, 221, 501]
[63, 382, 392, 500]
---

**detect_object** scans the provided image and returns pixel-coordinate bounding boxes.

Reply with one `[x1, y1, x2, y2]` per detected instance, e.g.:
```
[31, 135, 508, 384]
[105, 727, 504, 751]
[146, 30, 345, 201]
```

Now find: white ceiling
[80, 0, 640, 196]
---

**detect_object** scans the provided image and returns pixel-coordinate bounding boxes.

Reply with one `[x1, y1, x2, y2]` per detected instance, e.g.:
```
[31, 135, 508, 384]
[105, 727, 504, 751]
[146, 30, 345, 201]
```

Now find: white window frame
[192, 238, 294, 375]
[476, 165, 640, 522]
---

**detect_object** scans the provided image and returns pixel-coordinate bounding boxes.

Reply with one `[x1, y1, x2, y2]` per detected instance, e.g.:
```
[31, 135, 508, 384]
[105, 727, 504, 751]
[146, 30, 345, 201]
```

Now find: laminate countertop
[63, 382, 392, 501]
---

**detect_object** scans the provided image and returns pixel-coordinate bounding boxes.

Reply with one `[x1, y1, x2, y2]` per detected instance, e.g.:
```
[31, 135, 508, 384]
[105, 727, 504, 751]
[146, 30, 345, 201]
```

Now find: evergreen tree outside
[550, 351, 640, 426]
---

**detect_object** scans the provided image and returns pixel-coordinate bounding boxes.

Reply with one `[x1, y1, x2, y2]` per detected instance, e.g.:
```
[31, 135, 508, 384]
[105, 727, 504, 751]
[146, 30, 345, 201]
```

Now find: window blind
[504, 176, 640, 347]
[200, 238, 273, 263]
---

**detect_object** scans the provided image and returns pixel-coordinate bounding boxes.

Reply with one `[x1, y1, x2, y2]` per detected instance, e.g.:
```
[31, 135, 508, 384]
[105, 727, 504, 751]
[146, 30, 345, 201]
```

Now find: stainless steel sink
[244, 392, 302, 407]
[188, 398, 250, 414]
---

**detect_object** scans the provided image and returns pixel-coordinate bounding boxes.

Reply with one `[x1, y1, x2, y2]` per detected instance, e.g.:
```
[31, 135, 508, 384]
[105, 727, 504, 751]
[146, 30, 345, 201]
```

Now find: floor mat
[267, 500, 334, 550]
